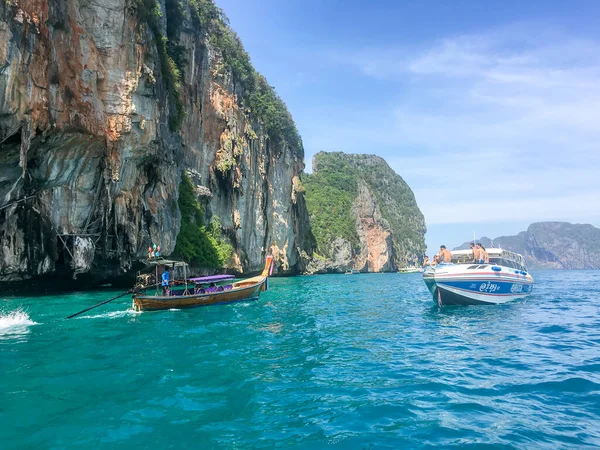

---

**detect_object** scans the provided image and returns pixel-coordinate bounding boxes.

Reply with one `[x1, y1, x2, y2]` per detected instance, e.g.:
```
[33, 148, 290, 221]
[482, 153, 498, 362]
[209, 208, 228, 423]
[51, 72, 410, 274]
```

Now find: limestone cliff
[304, 152, 426, 273]
[454, 222, 600, 270]
[0, 0, 313, 285]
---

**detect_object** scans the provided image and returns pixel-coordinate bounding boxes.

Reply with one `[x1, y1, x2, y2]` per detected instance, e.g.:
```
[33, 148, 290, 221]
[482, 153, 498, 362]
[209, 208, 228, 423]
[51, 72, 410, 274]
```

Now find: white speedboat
[423, 248, 534, 306]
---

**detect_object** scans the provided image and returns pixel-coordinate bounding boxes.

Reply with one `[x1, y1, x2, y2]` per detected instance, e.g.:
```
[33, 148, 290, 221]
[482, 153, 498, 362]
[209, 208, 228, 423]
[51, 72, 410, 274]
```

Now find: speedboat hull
[423, 263, 534, 306]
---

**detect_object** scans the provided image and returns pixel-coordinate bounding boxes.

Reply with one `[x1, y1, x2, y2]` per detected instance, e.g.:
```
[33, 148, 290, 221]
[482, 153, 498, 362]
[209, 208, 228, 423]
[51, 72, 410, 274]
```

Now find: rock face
[454, 222, 600, 270]
[304, 152, 426, 273]
[0, 0, 313, 284]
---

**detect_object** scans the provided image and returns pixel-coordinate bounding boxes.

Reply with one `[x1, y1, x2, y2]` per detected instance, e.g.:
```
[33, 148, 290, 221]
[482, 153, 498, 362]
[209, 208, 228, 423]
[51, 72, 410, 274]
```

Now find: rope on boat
[65, 289, 135, 319]
[64, 282, 160, 319]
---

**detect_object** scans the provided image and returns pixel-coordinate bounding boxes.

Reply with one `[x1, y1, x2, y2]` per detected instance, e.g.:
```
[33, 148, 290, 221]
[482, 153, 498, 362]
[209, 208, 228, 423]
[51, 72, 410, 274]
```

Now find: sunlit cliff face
[0, 0, 313, 284]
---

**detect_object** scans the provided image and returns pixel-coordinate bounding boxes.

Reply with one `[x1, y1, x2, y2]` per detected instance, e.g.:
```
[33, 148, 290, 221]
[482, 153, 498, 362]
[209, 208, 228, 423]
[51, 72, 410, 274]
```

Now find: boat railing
[501, 250, 526, 268]
[448, 248, 527, 271]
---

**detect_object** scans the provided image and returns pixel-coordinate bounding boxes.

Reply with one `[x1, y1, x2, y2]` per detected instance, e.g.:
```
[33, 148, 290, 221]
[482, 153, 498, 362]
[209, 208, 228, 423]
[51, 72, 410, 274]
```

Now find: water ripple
[1, 271, 600, 448]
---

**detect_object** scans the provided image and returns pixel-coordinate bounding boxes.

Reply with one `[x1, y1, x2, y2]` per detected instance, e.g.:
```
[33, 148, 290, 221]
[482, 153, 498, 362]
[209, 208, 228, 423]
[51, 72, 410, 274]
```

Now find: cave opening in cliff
[0, 127, 21, 148]
[55, 235, 70, 272]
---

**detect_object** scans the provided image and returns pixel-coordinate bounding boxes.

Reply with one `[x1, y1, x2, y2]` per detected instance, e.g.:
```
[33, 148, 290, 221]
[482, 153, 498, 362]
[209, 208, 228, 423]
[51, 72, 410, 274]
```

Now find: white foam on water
[0, 310, 38, 336]
[78, 309, 142, 319]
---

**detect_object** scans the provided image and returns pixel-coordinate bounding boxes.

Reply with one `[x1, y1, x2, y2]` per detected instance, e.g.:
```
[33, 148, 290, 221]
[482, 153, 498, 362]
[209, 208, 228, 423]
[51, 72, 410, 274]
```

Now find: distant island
[303, 152, 426, 273]
[454, 222, 600, 269]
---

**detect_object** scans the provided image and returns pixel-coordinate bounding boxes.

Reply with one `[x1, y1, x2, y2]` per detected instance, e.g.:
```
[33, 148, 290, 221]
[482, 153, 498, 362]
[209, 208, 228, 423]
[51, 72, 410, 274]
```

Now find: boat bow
[423, 248, 534, 306]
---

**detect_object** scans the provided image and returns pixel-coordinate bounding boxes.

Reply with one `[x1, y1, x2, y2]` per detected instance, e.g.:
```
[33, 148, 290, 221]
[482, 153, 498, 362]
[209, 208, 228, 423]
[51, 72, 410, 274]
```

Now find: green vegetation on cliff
[174, 172, 232, 268]
[136, 0, 186, 131]
[351, 155, 427, 262]
[303, 154, 359, 256]
[193, 0, 302, 156]
[136, 0, 302, 153]
[303, 152, 426, 264]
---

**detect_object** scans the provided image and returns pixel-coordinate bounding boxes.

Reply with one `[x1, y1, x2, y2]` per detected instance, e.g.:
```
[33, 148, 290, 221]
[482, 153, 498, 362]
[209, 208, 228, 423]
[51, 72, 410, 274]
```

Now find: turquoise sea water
[1, 271, 600, 449]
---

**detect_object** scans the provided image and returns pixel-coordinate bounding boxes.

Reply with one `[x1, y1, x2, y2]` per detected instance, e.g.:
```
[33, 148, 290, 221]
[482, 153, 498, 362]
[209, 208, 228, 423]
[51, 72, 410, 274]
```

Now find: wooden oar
[65, 289, 135, 319]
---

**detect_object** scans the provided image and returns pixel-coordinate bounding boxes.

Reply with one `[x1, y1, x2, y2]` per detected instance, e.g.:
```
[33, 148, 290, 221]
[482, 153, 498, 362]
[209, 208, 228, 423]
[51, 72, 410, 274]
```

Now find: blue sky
[215, 0, 600, 252]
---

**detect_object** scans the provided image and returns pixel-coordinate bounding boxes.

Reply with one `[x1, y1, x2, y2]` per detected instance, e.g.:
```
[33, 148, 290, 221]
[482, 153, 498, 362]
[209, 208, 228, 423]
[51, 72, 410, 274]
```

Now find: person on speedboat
[470, 242, 481, 263]
[439, 245, 452, 263]
[477, 243, 489, 263]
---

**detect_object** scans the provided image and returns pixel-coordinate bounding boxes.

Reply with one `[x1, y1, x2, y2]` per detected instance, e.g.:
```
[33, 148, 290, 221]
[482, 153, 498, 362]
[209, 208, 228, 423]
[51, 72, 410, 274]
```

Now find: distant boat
[423, 248, 534, 306]
[398, 266, 422, 273]
[131, 256, 274, 311]
[345, 269, 360, 275]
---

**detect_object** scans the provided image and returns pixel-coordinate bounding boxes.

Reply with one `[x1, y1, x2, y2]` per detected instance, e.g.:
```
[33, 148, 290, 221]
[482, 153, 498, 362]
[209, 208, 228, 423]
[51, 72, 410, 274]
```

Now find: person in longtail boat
[161, 267, 170, 295]
[422, 256, 430, 266]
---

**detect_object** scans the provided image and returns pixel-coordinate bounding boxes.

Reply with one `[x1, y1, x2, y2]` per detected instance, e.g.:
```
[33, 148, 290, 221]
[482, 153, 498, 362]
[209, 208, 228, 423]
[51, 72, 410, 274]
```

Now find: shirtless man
[478, 243, 489, 263]
[470, 242, 481, 263]
[439, 245, 452, 263]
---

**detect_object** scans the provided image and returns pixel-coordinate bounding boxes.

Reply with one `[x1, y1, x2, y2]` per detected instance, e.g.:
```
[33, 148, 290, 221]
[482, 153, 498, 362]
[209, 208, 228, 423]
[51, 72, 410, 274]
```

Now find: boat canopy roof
[188, 274, 235, 284]
[142, 258, 188, 267]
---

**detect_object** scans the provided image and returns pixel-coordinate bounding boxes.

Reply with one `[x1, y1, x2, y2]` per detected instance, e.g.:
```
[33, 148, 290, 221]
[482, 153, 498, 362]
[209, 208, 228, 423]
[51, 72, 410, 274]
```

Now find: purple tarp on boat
[188, 275, 235, 283]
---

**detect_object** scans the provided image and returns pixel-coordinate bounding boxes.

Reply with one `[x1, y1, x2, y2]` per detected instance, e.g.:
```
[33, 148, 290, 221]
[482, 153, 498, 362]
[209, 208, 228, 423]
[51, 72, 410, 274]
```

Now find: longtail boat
[132, 256, 274, 311]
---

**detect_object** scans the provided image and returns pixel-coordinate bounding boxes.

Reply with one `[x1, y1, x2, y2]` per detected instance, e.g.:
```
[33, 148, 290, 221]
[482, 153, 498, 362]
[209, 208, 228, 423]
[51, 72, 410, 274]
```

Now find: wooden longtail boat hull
[132, 279, 265, 311]
[132, 257, 273, 312]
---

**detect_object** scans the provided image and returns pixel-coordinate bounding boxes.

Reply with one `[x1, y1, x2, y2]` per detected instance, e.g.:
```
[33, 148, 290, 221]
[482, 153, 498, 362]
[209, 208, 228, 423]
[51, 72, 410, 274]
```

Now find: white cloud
[326, 24, 600, 228]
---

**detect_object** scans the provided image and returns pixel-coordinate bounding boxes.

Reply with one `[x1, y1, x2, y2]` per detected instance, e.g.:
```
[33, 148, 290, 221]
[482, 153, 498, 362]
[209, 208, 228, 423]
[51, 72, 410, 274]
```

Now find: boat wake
[0, 310, 38, 337]
[77, 309, 141, 320]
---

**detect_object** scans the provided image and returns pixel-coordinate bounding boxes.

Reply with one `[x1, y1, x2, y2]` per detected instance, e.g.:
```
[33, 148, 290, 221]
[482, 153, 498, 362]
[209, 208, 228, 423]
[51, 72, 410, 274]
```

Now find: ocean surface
[1, 270, 599, 449]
